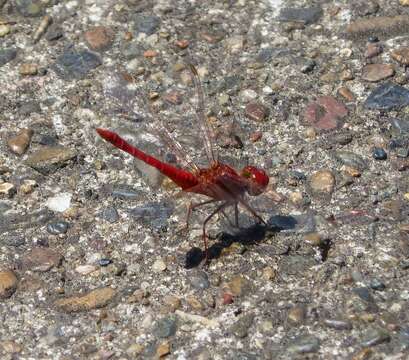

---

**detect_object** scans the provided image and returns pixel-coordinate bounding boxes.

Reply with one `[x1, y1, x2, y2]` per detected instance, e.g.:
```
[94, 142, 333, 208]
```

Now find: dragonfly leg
[237, 198, 266, 225]
[202, 202, 228, 263]
[182, 199, 218, 231]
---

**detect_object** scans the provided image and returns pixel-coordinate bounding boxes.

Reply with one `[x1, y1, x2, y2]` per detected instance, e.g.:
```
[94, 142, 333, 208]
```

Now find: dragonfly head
[241, 166, 269, 196]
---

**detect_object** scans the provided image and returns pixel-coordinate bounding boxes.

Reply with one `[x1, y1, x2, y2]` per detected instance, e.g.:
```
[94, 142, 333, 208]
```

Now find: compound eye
[241, 166, 269, 196]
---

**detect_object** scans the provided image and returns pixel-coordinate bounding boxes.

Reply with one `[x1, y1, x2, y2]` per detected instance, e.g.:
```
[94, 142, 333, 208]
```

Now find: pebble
[188, 271, 210, 290]
[361, 328, 391, 347]
[0, 340, 22, 353]
[156, 341, 170, 357]
[338, 87, 355, 101]
[0, 47, 17, 66]
[240, 89, 258, 102]
[84, 26, 114, 51]
[75, 264, 98, 275]
[226, 275, 252, 297]
[45, 23, 63, 41]
[152, 316, 177, 338]
[303, 96, 348, 130]
[278, 7, 323, 25]
[351, 348, 373, 360]
[335, 151, 368, 171]
[101, 206, 119, 223]
[347, 15, 409, 38]
[0, 270, 18, 299]
[152, 258, 167, 272]
[175, 39, 189, 49]
[15, 0, 44, 17]
[401, 0, 409, 5]
[186, 295, 203, 310]
[365, 82, 409, 110]
[0, 24, 10, 37]
[391, 47, 409, 65]
[226, 35, 245, 53]
[98, 258, 112, 267]
[22, 247, 62, 272]
[133, 14, 160, 35]
[19, 63, 38, 75]
[288, 335, 320, 354]
[369, 278, 386, 291]
[46, 220, 69, 235]
[55, 287, 115, 312]
[53, 49, 102, 80]
[245, 102, 268, 122]
[25, 146, 77, 175]
[0, 183, 16, 198]
[288, 305, 306, 324]
[309, 170, 335, 195]
[361, 64, 394, 82]
[365, 43, 383, 58]
[45, 192, 72, 212]
[164, 90, 182, 105]
[229, 313, 254, 338]
[323, 318, 352, 330]
[163, 295, 181, 312]
[372, 147, 387, 160]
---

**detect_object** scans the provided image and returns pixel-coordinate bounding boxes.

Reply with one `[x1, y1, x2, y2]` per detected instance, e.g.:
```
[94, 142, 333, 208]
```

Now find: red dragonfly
[96, 64, 269, 261]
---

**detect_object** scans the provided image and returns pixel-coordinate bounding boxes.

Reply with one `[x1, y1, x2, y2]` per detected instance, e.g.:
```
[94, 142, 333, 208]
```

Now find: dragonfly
[96, 64, 269, 262]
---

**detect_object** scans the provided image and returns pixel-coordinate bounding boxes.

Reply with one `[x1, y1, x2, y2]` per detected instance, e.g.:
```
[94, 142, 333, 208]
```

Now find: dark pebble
[352, 287, 375, 303]
[0, 48, 17, 67]
[46, 24, 64, 41]
[368, 36, 379, 43]
[278, 7, 323, 25]
[334, 151, 368, 171]
[365, 82, 409, 110]
[152, 316, 177, 339]
[361, 328, 390, 347]
[39, 134, 59, 146]
[188, 271, 210, 290]
[323, 318, 352, 330]
[369, 278, 386, 291]
[53, 48, 102, 80]
[396, 148, 409, 158]
[268, 215, 298, 230]
[101, 206, 119, 223]
[133, 15, 160, 35]
[46, 221, 69, 235]
[256, 48, 274, 63]
[18, 101, 41, 116]
[373, 148, 387, 160]
[288, 335, 320, 354]
[98, 258, 112, 267]
[399, 259, 409, 269]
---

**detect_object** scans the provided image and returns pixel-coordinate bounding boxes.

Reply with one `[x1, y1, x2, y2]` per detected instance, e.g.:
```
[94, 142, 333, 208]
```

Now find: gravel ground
[1, 0, 409, 359]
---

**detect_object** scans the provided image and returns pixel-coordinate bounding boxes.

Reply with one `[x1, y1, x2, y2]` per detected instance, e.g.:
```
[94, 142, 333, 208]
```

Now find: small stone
[126, 344, 144, 356]
[262, 266, 276, 280]
[351, 348, 373, 360]
[288, 335, 320, 354]
[0, 48, 17, 66]
[84, 26, 114, 51]
[164, 90, 182, 105]
[0, 24, 10, 37]
[19, 179, 37, 194]
[188, 271, 210, 290]
[362, 64, 394, 82]
[152, 258, 167, 272]
[133, 15, 160, 35]
[278, 7, 323, 25]
[229, 313, 254, 338]
[55, 287, 115, 312]
[365, 82, 409, 110]
[53, 49, 102, 80]
[303, 232, 323, 246]
[338, 87, 355, 101]
[372, 147, 387, 160]
[226, 35, 245, 53]
[156, 341, 170, 358]
[342, 165, 361, 177]
[309, 170, 335, 195]
[163, 295, 181, 312]
[365, 43, 382, 58]
[226, 275, 252, 296]
[175, 39, 189, 49]
[101, 207, 119, 223]
[186, 295, 203, 310]
[0, 340, 22, 353]
[391, 47, 409, 65]
[19, 63, 38, 75]
[15, 0, 44, 17]
[339, 69, 354, 81]
[222, 292, 234, 305]
[25, 146, 77, 175]
[288, 305, 306, 324]
[153, 316, 177, 338]
[369, 278, 386, 291]
[323, 318, 352, 330]
[46, 220, 69, 235]
[245, 102, 268, 122]
[143, 49, 158, 58]
[335, 151, 368, 171]
[361, 328, 391, 347]
[75, 264, 98, 275]
[0, 183, 16, 198]
[303, 96, 348, 130]
[401, 0, 409, 5]
[0, 270, 18, 299]
[240, 89, 258, 102]
[22, 247, 62, 272]
[45, 23, 63, 41]
[46, 192, 72, 212]
[98, 258, 112, 267]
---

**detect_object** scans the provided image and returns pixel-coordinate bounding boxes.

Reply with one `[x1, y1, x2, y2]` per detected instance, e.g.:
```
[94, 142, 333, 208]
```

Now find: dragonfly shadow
[184, 214, 298, 268]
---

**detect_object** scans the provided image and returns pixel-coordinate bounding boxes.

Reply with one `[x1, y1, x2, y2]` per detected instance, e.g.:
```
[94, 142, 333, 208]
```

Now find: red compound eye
[241, 166, 269, 196]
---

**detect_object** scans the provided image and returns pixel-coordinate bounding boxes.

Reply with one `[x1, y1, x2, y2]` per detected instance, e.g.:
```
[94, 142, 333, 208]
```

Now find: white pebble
[45, 192, 72, 212]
